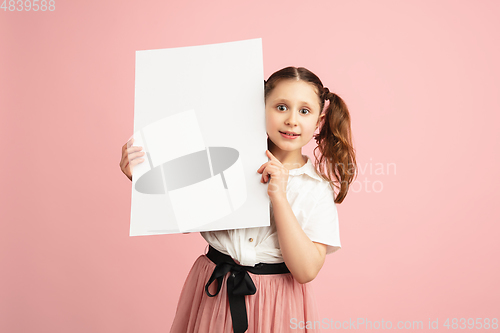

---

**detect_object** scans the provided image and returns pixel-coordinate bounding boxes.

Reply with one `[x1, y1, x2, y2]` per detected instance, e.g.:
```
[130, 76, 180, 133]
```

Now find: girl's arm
[271, 195, 327, 284]
[258, 150, 327, 284]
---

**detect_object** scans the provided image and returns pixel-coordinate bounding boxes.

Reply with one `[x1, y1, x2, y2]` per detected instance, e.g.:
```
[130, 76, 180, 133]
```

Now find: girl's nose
[286, 110, 298, 126]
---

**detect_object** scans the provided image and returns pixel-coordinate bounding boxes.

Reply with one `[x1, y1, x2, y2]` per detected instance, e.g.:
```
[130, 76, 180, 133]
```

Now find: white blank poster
[130, 38, 270, 236]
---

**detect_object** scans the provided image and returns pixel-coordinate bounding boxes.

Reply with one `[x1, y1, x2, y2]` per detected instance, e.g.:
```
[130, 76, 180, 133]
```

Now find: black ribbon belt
[204, 245, 290, 333]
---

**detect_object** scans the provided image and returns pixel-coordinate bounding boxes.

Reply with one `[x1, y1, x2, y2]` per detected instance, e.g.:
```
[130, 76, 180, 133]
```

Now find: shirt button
[248, 238, 254, 242]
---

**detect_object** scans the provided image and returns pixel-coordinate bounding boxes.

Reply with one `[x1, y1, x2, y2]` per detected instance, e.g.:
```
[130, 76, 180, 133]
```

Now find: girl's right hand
[120, 137, 145, 181]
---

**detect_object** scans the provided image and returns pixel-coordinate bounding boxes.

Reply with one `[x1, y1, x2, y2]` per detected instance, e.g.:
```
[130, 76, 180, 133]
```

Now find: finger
[257, 161, 269, 174]
[262, 166, 271, 183]
[127, 146, 144, 154]
[266, 150, 277, 161]
[266, 151, 286, 170]
[120, 146, 140, 170]
[126, 158, 145, 178]
[122, 146, 142, 164]
[261, 166, 268, 183]
[122, 137, 134, 153]
[129, 158, 144, 168]
[121, 138, 138, 165]
[263, 168, 271, 183]
[129, 150, 145, 161]
[127, 136, 134, 148]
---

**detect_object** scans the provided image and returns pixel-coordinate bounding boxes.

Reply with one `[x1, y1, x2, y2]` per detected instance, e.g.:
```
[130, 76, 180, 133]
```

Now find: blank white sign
[130, 38, 270, 236]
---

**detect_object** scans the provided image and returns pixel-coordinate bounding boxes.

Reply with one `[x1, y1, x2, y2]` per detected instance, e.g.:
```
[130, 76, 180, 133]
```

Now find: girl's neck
[267, 138, 307, 170]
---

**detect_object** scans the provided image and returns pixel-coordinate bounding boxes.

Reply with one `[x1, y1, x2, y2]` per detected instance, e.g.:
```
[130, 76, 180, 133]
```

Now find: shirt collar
[288, 155, 324, 182]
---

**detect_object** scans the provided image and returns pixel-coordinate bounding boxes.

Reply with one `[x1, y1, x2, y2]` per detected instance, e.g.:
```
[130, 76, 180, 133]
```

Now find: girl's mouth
[279, 131, 300, 139]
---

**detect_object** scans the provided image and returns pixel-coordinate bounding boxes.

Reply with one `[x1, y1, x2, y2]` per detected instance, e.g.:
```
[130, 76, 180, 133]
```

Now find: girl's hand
[257, 150, 289, 201]
[120, 137, 145, 181]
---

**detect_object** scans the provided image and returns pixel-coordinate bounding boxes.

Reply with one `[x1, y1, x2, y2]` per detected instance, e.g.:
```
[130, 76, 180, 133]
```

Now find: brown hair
[264, 66, 357, 204]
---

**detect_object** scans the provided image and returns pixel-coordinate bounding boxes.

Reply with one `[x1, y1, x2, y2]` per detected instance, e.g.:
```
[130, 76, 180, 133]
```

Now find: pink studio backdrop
[1, 1, 499, 332]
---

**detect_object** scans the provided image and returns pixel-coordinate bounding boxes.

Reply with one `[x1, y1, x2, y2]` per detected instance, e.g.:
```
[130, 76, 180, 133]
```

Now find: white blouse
[200, 154, 341, 267]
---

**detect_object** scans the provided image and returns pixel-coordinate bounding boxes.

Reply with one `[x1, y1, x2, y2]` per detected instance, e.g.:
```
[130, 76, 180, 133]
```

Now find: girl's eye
[276, 105, 310, 114]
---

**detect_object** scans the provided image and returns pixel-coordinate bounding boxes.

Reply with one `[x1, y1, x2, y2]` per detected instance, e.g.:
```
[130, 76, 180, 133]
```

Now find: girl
[119, 66, 357, 332]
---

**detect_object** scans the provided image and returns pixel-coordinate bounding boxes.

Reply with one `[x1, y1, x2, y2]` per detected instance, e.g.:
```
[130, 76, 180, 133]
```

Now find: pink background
[2, 0, 499, 332]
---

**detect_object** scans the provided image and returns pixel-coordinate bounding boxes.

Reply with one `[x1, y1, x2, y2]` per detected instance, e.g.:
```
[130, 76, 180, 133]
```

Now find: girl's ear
[316, 113, 325, 128]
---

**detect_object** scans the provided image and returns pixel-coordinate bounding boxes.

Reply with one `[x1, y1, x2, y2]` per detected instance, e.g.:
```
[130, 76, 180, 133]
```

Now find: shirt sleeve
[302, 187, 341, 255]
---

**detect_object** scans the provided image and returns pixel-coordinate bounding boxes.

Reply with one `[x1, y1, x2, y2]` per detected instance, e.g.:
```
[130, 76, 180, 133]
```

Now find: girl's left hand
[257, 150, 289, 201]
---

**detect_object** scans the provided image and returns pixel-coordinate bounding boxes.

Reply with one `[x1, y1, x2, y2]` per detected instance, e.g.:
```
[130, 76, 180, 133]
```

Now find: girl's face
[265, 79, 324, 159]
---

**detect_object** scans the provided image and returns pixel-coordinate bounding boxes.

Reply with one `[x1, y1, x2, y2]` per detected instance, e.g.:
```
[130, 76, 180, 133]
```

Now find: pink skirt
[169, 254, 321, 333]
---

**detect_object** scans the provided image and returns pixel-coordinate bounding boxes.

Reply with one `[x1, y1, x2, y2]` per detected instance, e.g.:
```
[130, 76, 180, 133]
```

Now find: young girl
[119, 66, 357, 332]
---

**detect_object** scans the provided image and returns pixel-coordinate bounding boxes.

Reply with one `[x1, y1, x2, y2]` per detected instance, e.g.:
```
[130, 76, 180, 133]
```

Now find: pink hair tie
[322, 98, 330, 113]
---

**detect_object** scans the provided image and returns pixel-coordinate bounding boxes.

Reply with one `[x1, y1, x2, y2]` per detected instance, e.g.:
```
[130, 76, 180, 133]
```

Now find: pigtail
[313, 87, 358, 204]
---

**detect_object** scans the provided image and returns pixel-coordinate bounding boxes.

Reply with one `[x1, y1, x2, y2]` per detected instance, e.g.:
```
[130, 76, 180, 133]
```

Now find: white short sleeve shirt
[200, 154, 341, 267]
